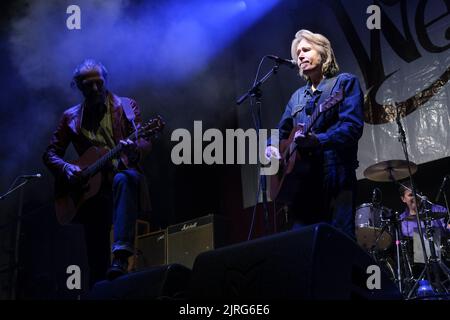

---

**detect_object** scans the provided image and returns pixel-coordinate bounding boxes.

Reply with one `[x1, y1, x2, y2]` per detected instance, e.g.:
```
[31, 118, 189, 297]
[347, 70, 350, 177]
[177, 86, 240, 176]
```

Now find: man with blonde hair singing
[266, 29, 364, 237]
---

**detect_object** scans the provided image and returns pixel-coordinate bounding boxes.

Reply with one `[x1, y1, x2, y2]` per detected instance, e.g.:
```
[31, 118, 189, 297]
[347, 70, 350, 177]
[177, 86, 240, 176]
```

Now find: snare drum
[355, 203, 393, 251]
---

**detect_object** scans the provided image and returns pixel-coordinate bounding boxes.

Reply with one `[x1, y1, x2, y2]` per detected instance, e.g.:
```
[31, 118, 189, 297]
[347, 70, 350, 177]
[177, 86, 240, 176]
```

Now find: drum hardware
[394, 106, 441, 298]
[354, 199, 415, 291]
[363, 157, 441, 297]
[406, 197, 450, 298]
[355, 203, 392, 251]
[440, 237, 450, 264]
[435, 175, 450, 245]
[371, 210, 415, 294]
[403, 210, 447, 222]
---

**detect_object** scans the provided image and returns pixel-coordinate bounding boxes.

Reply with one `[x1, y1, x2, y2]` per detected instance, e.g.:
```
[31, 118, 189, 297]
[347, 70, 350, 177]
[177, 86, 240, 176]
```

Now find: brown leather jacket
[43, 92, 151, 175]
[43, 92, 152, 212]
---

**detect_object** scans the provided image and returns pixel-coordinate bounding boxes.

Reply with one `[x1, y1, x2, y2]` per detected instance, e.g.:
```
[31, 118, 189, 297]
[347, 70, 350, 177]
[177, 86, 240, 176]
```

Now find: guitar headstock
[319, 85, 345, 113]
[139, 115, 165, 139]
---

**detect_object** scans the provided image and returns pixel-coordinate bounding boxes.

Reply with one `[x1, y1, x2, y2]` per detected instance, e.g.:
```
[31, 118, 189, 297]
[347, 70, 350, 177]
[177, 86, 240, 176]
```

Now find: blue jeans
[111, 169, 145, 255]
[324, 165, 357, 238]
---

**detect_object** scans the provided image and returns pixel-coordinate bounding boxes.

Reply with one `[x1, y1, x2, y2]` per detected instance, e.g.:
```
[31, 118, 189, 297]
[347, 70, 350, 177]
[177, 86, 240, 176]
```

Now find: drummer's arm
[443, 210, 450, 231]
[441, 219, 450, 231]
[401, 221, 409, 238]
[432, 204, 450, 231]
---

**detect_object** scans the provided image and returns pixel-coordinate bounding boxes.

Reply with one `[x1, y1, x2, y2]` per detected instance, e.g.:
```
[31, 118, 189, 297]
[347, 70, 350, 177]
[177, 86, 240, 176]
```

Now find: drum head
[355, 203, 385, 228]
[355, 203, 392, 251]
[356, 227, 392, 251]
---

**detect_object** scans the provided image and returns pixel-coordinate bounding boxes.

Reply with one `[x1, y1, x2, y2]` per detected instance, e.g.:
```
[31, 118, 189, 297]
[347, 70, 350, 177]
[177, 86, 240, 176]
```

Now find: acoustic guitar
[54, 116, 165, 225]
[269, 88, 344, 203]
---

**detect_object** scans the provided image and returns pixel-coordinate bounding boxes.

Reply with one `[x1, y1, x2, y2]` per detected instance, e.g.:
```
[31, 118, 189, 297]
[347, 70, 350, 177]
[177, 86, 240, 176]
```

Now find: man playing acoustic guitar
[266, 30, 364, 238]
[43, 59, 156, 284]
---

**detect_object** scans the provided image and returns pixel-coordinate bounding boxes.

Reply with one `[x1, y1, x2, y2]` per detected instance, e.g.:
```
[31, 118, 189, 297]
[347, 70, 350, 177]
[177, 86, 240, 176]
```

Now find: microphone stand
[237, 63, 280, 237]
[0, 176, 35, 300]
[394, 106, 436, 298]
[436, 176, 450, 227]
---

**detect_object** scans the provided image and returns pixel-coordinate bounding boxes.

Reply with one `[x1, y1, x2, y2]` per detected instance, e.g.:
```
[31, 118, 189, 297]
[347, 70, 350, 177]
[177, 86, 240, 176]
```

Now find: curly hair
[71, 59, 108, 89]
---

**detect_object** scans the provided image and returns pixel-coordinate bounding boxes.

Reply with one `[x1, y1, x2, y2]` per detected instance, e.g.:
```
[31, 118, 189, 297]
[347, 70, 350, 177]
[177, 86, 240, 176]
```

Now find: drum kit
[357, 159, 450, 299]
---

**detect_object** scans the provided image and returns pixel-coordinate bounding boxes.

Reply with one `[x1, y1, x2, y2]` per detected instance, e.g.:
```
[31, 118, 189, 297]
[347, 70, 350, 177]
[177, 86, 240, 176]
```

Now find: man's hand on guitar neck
[120, 138, 137, 148]
[294, 123, 319, 148]
[120, 139, 139, 163]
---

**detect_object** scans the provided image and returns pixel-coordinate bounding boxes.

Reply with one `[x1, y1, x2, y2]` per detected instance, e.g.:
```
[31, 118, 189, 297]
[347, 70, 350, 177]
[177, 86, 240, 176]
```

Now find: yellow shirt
[80, 99, 119, 168]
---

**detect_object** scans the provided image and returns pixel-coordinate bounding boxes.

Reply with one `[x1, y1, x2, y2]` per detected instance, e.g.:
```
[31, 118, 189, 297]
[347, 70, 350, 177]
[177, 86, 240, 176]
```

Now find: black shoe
[106, 257, 129, 281]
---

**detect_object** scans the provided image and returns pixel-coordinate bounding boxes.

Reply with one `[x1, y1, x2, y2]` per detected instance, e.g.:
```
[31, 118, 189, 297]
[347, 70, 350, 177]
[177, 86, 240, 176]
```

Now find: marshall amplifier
[167, 214, 228, 269]
[134, 229, 167, 270]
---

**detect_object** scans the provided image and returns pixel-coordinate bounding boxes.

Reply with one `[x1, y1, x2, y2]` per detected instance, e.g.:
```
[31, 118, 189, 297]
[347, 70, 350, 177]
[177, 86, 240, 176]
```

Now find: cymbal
[403, 211, 447, 222]
[363, 160, 417, 182]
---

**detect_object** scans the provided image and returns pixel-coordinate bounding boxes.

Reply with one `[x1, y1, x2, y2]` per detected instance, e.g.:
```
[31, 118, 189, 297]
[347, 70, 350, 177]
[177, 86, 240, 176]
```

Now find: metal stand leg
[394, 219, 415, 296]
[425, 226, 449, 293]
[407, 267, 427, 299]
[393, 227, 403, 294]
[407, 220, 450, 298]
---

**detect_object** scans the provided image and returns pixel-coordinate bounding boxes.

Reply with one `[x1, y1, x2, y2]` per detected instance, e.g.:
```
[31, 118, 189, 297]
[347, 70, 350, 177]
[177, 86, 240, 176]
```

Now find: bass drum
[355, 203, 393, 252]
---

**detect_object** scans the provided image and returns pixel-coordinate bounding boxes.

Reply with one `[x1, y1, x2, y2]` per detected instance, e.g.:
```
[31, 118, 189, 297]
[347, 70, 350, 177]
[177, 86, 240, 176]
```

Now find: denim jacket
[270, 73, 364, 169]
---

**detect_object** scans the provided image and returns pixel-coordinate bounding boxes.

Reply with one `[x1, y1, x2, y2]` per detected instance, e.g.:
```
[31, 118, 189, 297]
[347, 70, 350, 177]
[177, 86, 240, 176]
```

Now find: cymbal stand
[393, 211, 415, 295]
[394, 105, 436, 298]
[409, 200, 450, 297]
[371, 211, 414, 295]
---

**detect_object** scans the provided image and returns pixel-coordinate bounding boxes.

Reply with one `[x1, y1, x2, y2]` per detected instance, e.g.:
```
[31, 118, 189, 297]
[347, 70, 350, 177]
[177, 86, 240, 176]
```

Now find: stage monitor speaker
[189, 223, 402, 300]
[134, 229, 167, 270]
[167, 214, 228, 269]
[85, 264, 191, 300]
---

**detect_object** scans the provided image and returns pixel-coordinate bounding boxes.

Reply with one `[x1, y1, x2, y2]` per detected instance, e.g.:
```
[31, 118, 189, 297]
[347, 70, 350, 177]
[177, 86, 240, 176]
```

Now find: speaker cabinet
[189, 223, 402, 300]
[167, 214, 228, 269]
[134, 229, 167, 270]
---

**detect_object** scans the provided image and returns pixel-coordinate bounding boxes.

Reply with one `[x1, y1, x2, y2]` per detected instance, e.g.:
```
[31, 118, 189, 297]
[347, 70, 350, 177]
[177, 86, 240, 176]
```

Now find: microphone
[266, 55, 297, 69]
[435, 175, 449, 202]
[21, 173, 42, 179]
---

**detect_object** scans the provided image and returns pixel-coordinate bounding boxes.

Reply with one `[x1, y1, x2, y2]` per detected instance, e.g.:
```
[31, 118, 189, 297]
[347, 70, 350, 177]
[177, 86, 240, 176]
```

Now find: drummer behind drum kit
[357, 160, 450, 299]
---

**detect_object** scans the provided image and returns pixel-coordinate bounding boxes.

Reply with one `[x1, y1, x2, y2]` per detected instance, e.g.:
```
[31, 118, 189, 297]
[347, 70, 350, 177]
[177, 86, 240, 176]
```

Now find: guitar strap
[120, 98, 153, 216]
[315, 75, 340, 110]
[120, 97, 138, 140]
[303, 75, 340, 132]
